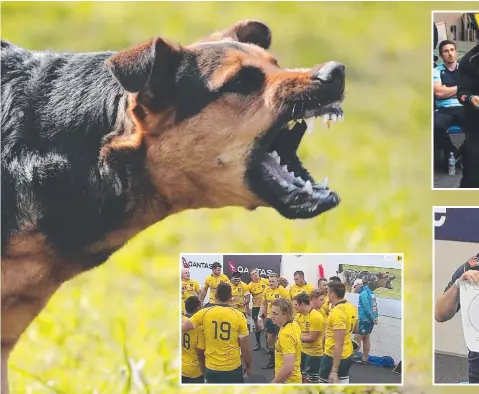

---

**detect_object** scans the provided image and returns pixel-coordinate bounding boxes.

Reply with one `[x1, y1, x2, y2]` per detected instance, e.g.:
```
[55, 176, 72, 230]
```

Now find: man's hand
[257, 317, 265, 330]
[328, 370, 339, 383]
[460, 269, 479, 284]
[471, 95, 479, 109]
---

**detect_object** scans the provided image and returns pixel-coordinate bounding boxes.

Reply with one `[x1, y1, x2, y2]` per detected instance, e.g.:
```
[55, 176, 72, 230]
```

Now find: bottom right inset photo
[434, 206, 479, 385]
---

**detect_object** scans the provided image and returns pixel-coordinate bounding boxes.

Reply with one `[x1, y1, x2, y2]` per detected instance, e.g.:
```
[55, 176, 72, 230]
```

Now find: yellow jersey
[289, 283, 315, 300]
[274, 321, 302, 383]
[203, 274, 229, 304]
[294, 309, 324, 356]
[229, 281, 250, 313]
[181, 279, 200, 314]
[324, 300, 354, 359]
[248, 278, 269, 307]
[181, 315, 205, 378]
[344, 301, 358, 335]
[319, 295, 330, 318]
[189, 305, 249, 371]
[263, 286, 290, 318]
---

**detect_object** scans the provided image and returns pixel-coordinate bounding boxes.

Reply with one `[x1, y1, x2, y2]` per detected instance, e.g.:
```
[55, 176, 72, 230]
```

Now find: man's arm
[199, 282, 209, 303]
[331, 329, 345, 375]
[362, 293, 375, 321]
[434, 81, 458, 99]
[194, 281, 201, 296]
[457, 50, 479, 108]
[301, 330, 321, 343]
[239, 336, 252, 374]
[259, 299, 267, 319]
[182, 319, 194, 333]
[272, 354, 295, 383]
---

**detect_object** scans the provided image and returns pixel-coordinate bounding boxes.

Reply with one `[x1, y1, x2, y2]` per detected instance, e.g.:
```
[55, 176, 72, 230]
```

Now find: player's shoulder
[311, 308, 323, 319]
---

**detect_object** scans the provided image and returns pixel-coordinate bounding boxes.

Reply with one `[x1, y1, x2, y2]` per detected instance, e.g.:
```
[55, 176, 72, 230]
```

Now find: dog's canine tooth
[289, 171, 295, 177]
[303, 180, 313, 195]
[282, 165, 288, 172]
[331, 114, 337, 122]
[304, 117, 315, 135]
[275, 155, 281, 164]
[271, 150, 279, 158]
[323, 114, 330, 124]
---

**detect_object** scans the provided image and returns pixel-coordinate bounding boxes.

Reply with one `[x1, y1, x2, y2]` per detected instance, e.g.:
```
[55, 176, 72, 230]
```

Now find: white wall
[434, 240, 478, 356]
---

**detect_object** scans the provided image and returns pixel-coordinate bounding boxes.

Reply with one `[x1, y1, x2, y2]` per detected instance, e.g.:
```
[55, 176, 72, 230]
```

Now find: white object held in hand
[459, 280, 479, 352]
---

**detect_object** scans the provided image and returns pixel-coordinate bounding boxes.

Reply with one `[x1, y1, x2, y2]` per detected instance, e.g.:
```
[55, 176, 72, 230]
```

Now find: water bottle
[448, 152, 456, 176]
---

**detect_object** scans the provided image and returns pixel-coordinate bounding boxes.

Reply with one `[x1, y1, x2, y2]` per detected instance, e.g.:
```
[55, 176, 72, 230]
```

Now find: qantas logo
[228, 260, 237, 273]
[182, 257, 217, 269]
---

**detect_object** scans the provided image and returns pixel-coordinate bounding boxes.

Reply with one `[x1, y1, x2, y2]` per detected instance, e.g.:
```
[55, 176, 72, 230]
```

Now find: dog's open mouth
[247, 99, 343, 219]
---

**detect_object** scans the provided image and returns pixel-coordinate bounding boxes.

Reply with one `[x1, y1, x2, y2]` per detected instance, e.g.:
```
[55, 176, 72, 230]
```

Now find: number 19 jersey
[189, 305, 249, 371]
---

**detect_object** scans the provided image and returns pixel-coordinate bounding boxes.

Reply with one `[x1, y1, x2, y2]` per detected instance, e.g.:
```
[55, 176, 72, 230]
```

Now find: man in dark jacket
[457, 15, 479, 188]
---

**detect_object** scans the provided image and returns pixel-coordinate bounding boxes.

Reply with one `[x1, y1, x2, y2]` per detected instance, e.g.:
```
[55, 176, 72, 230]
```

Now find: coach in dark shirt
[457, 38, 479, 188]
[435, 254, 479, 383]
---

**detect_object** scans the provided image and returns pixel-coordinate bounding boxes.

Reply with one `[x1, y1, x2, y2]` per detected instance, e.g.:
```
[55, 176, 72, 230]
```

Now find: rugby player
[319, 281, 358, 384]
[182, 283, 252, 383]
[181, 268, 200, 315]
[199, 262, 229, 307]
[258, 273, 289, 369]
[317, 278, 330, 317]
[293, 293, 325, 383]
[181, 296, 205, 383]
[229, 271, 251, 318]
[289, 271, 315, 299]
[248, 268, 269, 351]
[270, 298, 302, 383]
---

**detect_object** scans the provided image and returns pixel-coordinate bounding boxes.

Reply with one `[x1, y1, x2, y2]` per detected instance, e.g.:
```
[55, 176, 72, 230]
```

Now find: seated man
[433, 40, 465, 170]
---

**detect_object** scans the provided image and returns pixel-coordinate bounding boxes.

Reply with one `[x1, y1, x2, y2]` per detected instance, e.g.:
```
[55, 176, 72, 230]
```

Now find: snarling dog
[1, 20, 345, 391]
[338, 269, 396, 291]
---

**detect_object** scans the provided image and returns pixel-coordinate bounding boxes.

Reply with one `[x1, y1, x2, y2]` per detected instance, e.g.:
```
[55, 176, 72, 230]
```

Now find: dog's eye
[222, 66, 265, 95]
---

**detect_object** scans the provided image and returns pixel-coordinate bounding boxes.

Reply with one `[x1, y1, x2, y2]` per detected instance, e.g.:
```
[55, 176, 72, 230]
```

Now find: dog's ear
[105, 37, 181, 93]
[199, 20, 272, 49]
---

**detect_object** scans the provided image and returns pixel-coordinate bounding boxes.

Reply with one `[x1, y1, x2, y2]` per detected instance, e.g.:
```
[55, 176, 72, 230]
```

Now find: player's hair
[185, 296, 201, 314]
[329, 276, 342, 283]
[318, 277, 328, 284]
[216, 282, 232, 302]
[438, 39, 456, 54]
[278, 277, 289, 288]
[211, 262, 221, 270]
[311, 289, 327, 299]
[271, 297, 294, 321]
[293, 270, 305, 278]
[293, 292, 310, 305]
[328, 282, 346, 299]
[269, 272, 279, 279]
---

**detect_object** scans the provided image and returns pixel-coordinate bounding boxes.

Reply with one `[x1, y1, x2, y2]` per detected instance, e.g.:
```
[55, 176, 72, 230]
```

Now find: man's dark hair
[185, 296, 201, 314]
[329, 276, 341, 283]
[328, 282, 346, 299]
[294, 292, 310, 305]
[211, 262, 221, 270]
[293, 271, 305, 277]
[439, 40, 456, 55]
[318, 278, 328, 284]
[231, 271, 242, 278]
[216, 282, 232, 302]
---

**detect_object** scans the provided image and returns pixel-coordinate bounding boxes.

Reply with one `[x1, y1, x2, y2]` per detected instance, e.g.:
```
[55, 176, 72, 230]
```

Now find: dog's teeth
[303, 180, 313, 195]
[304, 117, 315, 135]
[323, 114, 330, 124]
[289, 171, 295, 177]
[331, 114, 337, 122]
[339, 114, 344, 121]
[279, 180, 289, 188]
[296, 176, 305, 185]
[316, 177, 328, 189]
[287, 120, 296, 130]
[271, 151, 279, 158]
[282, 165, 288, 172]
[275, 155, 281, 164]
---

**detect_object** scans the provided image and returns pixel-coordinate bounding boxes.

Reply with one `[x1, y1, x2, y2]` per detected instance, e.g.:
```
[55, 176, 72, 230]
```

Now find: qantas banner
[434, 208, 479, 244]
[222, 255, 282, 284]
[181, 254, 221, 283]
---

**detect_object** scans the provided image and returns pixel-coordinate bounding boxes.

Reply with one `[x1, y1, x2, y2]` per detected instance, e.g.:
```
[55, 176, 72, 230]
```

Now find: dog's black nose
[312, 61, 345, 84]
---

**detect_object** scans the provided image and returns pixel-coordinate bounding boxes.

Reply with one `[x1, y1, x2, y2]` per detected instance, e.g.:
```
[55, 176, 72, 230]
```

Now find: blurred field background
[2, 1, 479, 393]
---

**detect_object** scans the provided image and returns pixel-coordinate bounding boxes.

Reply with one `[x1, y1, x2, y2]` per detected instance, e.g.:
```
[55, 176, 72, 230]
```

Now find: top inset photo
[433, 12, 479, 189]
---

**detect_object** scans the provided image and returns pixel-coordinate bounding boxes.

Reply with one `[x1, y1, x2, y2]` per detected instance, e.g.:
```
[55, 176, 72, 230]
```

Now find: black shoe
[253, 343, 261, 351]
[261, 360, 274, 369]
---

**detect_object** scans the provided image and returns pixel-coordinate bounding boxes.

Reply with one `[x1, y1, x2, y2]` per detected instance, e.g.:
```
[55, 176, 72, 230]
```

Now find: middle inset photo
[180, 254, 403, 385]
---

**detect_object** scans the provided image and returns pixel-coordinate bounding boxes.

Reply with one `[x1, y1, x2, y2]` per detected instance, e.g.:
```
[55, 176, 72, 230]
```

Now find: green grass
[341, 265, 402, 300]
[2, 1, 479, 394]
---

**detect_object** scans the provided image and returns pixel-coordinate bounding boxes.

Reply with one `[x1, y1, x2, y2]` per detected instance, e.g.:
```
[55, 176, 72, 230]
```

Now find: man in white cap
[352, 278, 378, 364]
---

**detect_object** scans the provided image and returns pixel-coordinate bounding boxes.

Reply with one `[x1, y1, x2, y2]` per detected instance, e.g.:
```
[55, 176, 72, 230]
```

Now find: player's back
[197, 305, 249, 371]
